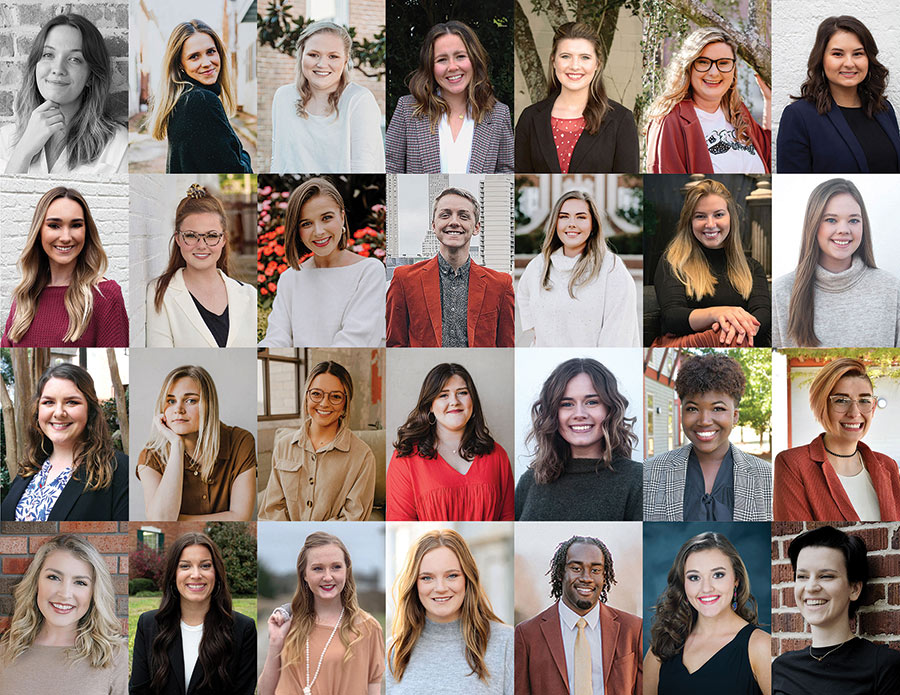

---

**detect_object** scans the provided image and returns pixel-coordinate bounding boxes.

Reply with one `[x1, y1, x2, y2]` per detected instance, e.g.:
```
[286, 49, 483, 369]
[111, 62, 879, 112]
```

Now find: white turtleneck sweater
[773, 256, 900, 347]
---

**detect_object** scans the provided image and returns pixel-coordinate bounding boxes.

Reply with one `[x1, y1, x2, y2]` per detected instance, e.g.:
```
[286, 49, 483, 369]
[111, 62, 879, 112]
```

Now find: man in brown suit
[515, 535, 642, 695]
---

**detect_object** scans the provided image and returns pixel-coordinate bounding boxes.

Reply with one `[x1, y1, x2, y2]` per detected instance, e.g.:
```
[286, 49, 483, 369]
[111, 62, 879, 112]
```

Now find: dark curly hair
[675, 353, 746, 405]
[788, 525, 868, 617]
[547, 535, 616, 605]
[791, 16, 889, 118]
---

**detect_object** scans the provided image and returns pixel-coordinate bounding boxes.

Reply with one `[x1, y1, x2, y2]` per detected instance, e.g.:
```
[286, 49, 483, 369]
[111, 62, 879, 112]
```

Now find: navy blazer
[1, 449, 128, 520]
[776, 97, 900, 172]
[130, 609, 256, 695]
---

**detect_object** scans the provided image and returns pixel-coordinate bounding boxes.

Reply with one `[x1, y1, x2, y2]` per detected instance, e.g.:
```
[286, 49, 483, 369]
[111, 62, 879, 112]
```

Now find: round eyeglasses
[692, 57, 735, 73]
[179, 231, 224, 247]
[828, 395, 876, 413]
[307, 389, 346, 406]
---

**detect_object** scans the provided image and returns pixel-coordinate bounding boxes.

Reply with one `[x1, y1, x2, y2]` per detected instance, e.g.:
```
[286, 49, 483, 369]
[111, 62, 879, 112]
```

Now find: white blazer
[145, 268, 257, 347]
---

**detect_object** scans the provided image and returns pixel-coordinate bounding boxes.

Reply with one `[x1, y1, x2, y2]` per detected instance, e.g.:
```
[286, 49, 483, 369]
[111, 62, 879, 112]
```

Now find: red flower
[260, 288, 269, 296]
[257, 274, 266, 283]
[267, 282, 277, 292]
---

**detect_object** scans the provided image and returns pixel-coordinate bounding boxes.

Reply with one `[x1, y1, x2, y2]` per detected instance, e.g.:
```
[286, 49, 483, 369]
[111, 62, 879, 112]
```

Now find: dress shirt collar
[290, 418, 352, 453]
[437, 251, 470, 279]
[559, 598, 600, 631]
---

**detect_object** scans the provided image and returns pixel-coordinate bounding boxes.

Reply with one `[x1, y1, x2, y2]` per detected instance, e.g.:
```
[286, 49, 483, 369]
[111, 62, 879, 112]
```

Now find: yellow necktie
[575, 617, 592, 695]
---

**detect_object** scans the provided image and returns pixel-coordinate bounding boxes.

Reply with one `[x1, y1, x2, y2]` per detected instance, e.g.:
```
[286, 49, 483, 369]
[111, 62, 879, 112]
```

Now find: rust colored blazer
[774, 434, 900, 521]
[386, 255, 515, 347]
[514, 602, 642, 695]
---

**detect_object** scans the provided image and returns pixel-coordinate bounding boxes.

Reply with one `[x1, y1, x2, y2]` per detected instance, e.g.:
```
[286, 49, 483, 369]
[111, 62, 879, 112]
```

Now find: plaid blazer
[643, 443, 772, 521]
[385, 95, 514, 173]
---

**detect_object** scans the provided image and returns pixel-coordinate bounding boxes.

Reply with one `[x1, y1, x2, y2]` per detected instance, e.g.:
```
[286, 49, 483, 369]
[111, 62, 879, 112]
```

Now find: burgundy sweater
[2, 280, 129, 347]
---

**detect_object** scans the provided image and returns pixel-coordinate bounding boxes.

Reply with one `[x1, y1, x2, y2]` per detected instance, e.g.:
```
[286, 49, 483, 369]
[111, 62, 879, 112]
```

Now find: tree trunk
[10, 349, 33, 470]
[515, 0, 547, 103]
[0, 371, 18, 479]
[106, 349, 129, 451]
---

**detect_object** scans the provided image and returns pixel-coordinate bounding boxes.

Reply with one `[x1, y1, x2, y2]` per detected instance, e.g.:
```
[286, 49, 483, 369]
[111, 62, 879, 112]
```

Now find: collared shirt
[437, 253, 470, 347]
[683, 447, 735, 521]
[15, 460, 72, 521]
[559, 599, 605, 695]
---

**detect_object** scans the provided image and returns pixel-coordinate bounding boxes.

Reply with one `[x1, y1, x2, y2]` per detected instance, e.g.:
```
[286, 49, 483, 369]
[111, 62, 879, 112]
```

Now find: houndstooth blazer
[385, 94, 514, 173]
[643, 443, 772, 521]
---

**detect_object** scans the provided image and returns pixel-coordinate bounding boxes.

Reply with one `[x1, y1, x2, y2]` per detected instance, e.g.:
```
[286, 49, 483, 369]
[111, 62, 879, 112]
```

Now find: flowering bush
[129, 547, 165, 588]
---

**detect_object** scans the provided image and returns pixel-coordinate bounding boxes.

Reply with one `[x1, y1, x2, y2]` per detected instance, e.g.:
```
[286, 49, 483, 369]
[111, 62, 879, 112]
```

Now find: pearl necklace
[303, 606, 344, 695]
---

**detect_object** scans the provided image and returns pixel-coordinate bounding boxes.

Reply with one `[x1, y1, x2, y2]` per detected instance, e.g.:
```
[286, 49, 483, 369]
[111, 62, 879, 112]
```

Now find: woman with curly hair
[258, 532, 384, 695]
[646, 27, 770, 174]
[644, 353, 772, 521]
[385, 20, 513, 174]
[644, 532, 771, 695]
[387, 363, 513, 521]
[778, 16, 900, 172]
[515, 357, 641, 521]
[0, 534, 127, 693]
[130, 532, 256, 694]
[387, 529, 513, 694]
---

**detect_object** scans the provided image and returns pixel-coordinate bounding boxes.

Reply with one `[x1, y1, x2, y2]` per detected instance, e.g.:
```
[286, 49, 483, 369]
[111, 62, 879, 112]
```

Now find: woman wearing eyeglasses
[260, 360, 376, 521]
[774, 358, 900, 521]
[146, 184, 257, 347]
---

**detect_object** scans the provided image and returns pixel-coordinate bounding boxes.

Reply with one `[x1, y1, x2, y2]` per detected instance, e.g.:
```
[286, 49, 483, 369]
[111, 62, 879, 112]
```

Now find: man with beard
[515, 535, 642, 695]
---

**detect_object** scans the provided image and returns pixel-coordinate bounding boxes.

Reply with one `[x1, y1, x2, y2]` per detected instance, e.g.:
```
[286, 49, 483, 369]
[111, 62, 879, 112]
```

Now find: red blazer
[646, 99, 771, 173]
[386, 255, 515, 347]
[515, 602, 642, 695]
[774, 434, 900, 521]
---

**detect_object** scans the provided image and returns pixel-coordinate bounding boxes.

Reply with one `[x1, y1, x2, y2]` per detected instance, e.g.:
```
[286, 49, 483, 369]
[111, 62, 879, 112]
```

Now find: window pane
[257, 359, 266, 416]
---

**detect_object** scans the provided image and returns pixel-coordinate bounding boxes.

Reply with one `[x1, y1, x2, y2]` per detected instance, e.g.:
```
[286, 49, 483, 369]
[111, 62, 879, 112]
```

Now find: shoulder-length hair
[788, 525, 868, 617]
[407, 20, 497, 131]
[301, 361, 354, 427]
[281, 532, 368, 668]
[149, 20, 235, 140]
[540, 190, 609, 298]
[808, 358, 873, 436]
[526, 358, 637, 484]
[8, 187, 109, 344]
[153, 184, 231, 312]
[650, 532, 758, 661]
[393, 363, 495, 461]
[662, 178, 752, 301]
[293, 21, 352, 118]
[144, 365, 221, 483]
[390, 529, 502, 683]
[0, 534, 122, 668]
[20, 363, 116, 490]
[149, 533, 233, 694]
[793, 16, 888, 118]
[787, 178, 876, 347]
[283, 177, 350, 269]
[646, 28, 753, 146]
[13, 13, 121, 170]
[546, 22, 610, 135]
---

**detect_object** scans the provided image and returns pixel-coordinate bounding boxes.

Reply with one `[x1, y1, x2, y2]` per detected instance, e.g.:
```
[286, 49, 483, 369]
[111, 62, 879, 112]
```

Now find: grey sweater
[773, 257, 900, 347]
[386, 619, 513, 694]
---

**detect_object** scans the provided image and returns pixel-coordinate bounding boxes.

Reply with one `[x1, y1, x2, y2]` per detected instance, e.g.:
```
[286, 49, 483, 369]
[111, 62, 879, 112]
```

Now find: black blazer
[1, 449, 128, 521]
[514, 93, 639, 173]
[130, 609, 256, 695]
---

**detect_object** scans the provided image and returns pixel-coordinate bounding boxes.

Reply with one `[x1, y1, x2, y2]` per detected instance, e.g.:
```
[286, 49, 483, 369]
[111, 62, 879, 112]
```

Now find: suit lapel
[825, 106, 868, 171]
[468, 110, 493, 173]
[665, 447, 689, 521]
[47, 472, 85, 520]
[223, 273, 250, 347]
[875, 108, 900, 166]
[170, 629, 188, 695]
[536, 100, 562, 173]
[466, 262, 487, 347]
[421, 118, 442, 173]
[731, 445, 754, 521]
[422, 257, 443, 345]
[539, 605, 569, 690]
[171, 270, 218, 347]
[598, 603, 620, 688]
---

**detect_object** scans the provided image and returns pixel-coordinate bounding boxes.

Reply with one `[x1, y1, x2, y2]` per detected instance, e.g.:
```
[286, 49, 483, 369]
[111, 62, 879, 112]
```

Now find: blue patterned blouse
[15, 461, 73, 521]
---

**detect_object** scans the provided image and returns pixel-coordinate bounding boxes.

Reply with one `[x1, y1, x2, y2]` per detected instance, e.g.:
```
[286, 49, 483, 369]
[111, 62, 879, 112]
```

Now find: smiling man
[515, 535, 642, 695]
[386, 186, 515, 347]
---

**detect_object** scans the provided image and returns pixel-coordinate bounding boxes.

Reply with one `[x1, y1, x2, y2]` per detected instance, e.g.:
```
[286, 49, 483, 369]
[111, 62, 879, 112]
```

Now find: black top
[838, 106, 900, 173]
[166, 76, 253, 173]
[190, 291, 229, 348]
[773, 637, 900, 695]
[515, 457, 642, 521]
[654, 245, 771, 344]
[659, 624, 762, 695]
[683, 446, 735, 521]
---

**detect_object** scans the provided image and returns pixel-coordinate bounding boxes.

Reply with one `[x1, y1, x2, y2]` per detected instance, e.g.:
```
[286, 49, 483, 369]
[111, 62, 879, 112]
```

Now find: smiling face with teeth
[815, 192, 863, 273]
[794, 545, 861, 634]
[303, 543, 347, 604]
[37, 549, 93, 638]
[298, 193, 346, 265]
[37, 377, 89, 451]
[683, 548, 737, 619]
[690, 194, 730, 250]
[822, 31, 868, 96]
[432, 192, 480, 255]
[689, 41, 735, 113]
[176, 212, 224, 272]
[555, 198, 594, 258]
[552, 38, 600, 95]
[306, 372, 346, 431]
[432, 33, 472, 97]
[175, 544, 216, 607]
[824, 375, 875, 445]
[556, 372, 609, 459]
[417, 546, 466, 623]
[40, 197, 86, 281]
[301, 31, 348, 96]
[561, 543, 605, 616]
[681, 390, 738, 460]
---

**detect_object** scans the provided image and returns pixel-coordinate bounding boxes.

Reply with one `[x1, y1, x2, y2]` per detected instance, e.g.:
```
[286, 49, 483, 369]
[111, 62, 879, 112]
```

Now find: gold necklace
[809, 638, 851, 661]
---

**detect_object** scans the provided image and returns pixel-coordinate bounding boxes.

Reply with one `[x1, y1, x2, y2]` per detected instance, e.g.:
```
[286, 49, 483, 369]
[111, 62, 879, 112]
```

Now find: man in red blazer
[386, 186, 515, 347]
[515, 536, 642, 695]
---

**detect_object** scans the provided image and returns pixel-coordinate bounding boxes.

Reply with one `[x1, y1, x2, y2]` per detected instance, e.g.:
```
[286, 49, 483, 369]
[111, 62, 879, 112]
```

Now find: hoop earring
[427, 412, 436, 425]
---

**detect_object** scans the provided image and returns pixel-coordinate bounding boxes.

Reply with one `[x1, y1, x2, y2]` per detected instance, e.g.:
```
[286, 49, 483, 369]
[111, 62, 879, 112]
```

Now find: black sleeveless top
[659, 623, 762, 695]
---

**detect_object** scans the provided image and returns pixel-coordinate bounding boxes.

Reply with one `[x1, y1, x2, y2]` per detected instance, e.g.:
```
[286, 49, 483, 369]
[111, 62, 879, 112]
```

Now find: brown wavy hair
[546, 22, 610, 135]
[527, 358, 638, 484]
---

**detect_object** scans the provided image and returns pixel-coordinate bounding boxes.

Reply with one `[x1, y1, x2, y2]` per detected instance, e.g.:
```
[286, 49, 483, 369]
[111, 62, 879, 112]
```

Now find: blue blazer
[776, 97, 900, 172]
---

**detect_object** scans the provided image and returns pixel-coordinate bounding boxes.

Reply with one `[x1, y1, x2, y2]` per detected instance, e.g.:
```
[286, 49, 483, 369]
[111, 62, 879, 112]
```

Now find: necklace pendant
[193, 470, 199, 476]
[303, 688, 311, 695]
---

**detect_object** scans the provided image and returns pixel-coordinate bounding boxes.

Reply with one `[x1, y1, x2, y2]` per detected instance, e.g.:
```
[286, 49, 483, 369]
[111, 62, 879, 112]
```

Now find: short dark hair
[547, 535, 616, 604]
[675, 353, 746, 405]
[788, 525, 869, 617]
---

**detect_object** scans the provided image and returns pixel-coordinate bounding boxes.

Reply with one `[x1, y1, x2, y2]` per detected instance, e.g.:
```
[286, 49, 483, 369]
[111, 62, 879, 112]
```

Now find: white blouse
[438, 112, 475, 173]
[0, 122, 127, 174]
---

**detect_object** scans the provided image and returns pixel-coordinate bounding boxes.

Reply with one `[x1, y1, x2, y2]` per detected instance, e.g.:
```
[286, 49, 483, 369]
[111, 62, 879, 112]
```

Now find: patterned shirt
[437, 253, 470, 347]
[15, 460, 73, 521]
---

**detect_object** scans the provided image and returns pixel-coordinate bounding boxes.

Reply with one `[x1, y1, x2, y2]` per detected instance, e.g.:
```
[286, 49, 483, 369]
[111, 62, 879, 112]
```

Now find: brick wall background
[0, 521, 129, 634]
[0, 0, 129, 125]
[772, 521, 900, 655]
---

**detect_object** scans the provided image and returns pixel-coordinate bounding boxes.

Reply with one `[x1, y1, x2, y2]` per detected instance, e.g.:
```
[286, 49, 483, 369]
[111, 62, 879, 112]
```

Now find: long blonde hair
[647, 28, 752, 146]
[540, 190, 609, 298]
[662, 179, 752, 300]
[8, 187, 108, 343]
[0, 534, 123, 668]
[149, 20, 235, 140]
[293, 21, 352, 118]
[390, 530, 501, 683]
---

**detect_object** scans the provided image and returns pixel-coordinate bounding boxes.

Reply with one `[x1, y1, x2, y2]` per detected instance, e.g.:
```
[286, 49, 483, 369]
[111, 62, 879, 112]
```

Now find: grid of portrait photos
[0, 0, 899, 694]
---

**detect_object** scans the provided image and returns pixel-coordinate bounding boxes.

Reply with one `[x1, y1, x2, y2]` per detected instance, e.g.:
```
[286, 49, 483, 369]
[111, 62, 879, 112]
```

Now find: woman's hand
[710, 306, 759, 346]
[18, 101, 65, 154]
[153, 413, 183, 447]
[267, 610, 291, 650]
[755, 73, 772, 130]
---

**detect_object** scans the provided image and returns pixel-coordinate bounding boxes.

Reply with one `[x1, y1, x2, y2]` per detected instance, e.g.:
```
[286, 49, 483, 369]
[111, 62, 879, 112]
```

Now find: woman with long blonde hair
[387, 529, 513, 694]
[646, 27, 771, 174]
[652, 179, 770, 347]
[517, 189, 639, 346]
[0, 534, 127, 692]
[2, 187, 128, 347]
[258, 532, 384, 695]
[149, 19, 251, 173]
[137, 364, 256, 521]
